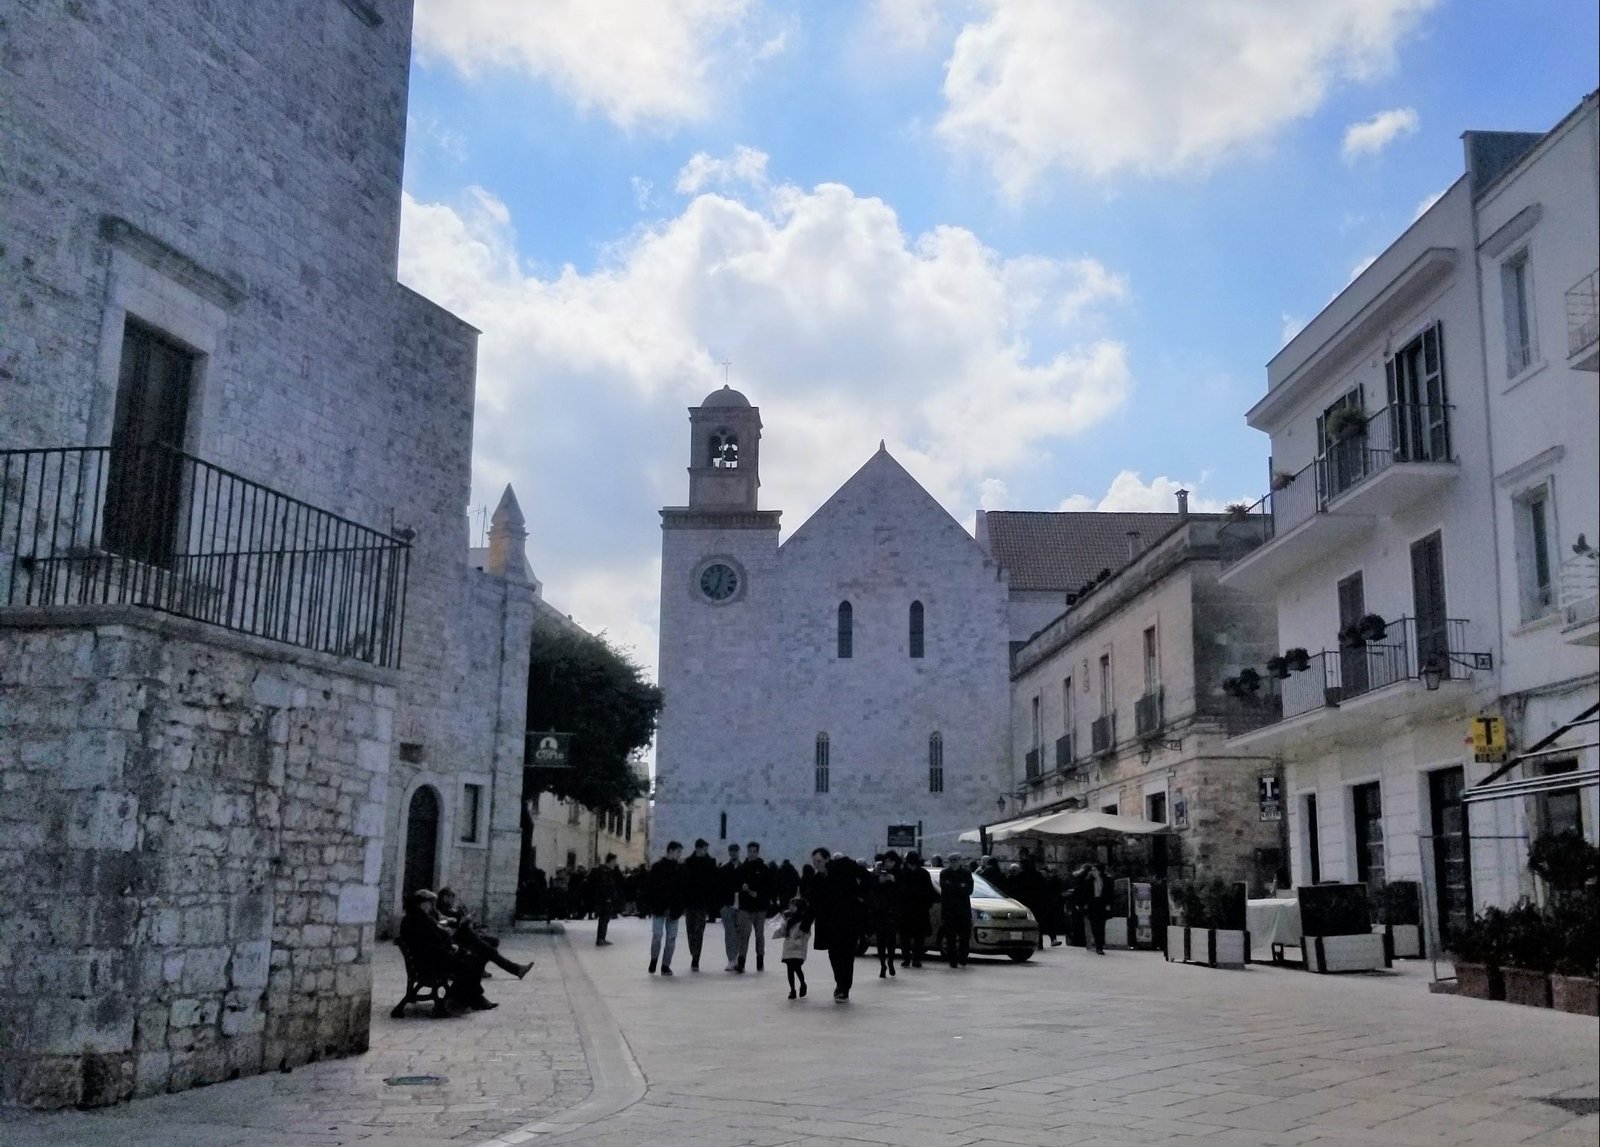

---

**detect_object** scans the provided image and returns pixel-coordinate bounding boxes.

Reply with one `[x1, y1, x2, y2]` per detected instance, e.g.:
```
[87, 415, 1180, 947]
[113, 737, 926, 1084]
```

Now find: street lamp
[1421, 654, 1444, 691]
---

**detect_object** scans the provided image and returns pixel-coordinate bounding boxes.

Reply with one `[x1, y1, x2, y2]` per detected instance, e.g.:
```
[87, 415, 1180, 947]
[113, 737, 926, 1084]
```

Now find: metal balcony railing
[1134, 689, 1163, 737]
[0, 444, 410, 667]
[1318, 402, 1453, 504]
[1560, 551, 1599, 628]
[1024, 748, 1041, 781]
[1090, 713, 1115, 756]
[1054, 733, 1075, 772]
[1568, 270, 1598, 364]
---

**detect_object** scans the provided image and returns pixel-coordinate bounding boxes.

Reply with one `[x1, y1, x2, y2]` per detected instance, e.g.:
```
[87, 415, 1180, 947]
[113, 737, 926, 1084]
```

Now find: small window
[1062, 676, 1074, 735]
[1098, 654, 1112, 717]
[460, 783, 483, 843]
[837, 601, 853, 659]
[815, 733, 830, 793]
[1030, 695, 1042, 750]
[719, 810, 727, 840]
[568, 799, 581, 825]
[1145, 792, 1167, 824]
[709, 429, 739, 468]
[1513, 484, 1554, 622]
[1142, 626, 1158, 693]
[1537, 759, 1583, 837]
[1501, 250, 1536, 376]
[624, 809, 633, 842]
[909, 600, 924, 658]
[928, 732, 944, 794]
[1101, 803, 1118, 816]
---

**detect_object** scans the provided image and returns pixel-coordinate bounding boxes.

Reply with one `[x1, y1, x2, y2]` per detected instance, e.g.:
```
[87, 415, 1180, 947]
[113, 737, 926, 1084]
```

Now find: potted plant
[1270, 470, 1296, 491]
[1325, 404, 1368, 442]
[1527, 831, 1600, 901]
[1284, 647, 1311, 673]
[1266, 656, 1289, 680]
[1550, 893, 1599, 1015]
[1225, 502, 1250, 522]
[1453, 907, 1509, 1000]
[1357, 613, 1388, 643]
[1338, 623, 1365, 649]
[1166, 879, 1248, 969]
[1500, 901, 1553, 1007]
[1372, 882, 1423, 959]
[1234, 667, 1261, 696]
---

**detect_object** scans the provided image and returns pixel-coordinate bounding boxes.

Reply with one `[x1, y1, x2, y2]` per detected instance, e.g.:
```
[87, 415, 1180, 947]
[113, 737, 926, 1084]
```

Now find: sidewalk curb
[469, 932, 647, 1146]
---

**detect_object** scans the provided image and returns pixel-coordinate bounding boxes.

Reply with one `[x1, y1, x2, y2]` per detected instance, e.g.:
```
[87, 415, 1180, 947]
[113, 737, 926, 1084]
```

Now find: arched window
[708, 429, 739, 468]
[928, 732, 944, 794]
[909, 600, 925, 658]
[815, 733, 830, 793]
[836, 601, 853, 659]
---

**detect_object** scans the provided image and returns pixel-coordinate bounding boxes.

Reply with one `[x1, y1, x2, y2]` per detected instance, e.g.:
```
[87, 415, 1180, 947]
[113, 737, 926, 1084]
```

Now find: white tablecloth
[1246, 898, 1302, 948]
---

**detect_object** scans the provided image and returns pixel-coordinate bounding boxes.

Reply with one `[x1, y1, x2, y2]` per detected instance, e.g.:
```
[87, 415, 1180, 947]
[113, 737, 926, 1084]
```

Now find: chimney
[1126, 530, 1141, 561]
[1176, 488, 1190, 519]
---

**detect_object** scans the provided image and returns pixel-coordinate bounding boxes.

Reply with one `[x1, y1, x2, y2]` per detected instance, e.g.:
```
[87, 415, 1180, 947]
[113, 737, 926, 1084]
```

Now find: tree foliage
[525, 626, 660, 813]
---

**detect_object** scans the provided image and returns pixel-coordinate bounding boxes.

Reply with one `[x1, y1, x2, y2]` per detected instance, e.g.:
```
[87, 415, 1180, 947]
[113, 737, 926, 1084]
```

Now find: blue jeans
[650, 915, 678, 969]
[721, 906, 739, 963]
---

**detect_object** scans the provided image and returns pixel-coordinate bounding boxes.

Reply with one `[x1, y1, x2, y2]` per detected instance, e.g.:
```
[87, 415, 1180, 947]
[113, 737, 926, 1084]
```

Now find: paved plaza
[4, 919, 1597, 1147]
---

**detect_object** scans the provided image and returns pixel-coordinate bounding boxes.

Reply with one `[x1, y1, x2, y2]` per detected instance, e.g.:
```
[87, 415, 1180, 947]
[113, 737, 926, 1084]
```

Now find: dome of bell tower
[700, 384, 752, 408]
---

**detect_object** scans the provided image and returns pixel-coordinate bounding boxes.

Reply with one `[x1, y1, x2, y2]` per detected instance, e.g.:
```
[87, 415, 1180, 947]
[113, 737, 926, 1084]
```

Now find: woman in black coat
[807, 848, 865, 1001]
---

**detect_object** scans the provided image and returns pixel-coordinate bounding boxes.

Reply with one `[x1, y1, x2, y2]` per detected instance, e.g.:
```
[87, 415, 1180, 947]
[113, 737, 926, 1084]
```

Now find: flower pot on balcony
[1266, 656, 1289, 680]
[1326, 405, 1368, 442]
[1357, 614, 1388, 643]
[1502, 967, 1552, 1008]
[1284, 648, 1310, 673]
[1271, 470, 1296, 491]
[1455, 963, 1504, 1000]
[1550, 974, 1599, 1016]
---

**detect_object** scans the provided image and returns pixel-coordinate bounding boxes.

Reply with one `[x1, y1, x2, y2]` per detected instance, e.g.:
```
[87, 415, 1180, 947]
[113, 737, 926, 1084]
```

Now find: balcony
[1218, 404, 1456, 590]
[1134, 688, 1164, 737]
[1569, 270, 1598, 371]
[1024, 748, 1041, 781]
[1225, 616, 1492, 751]
[1090, 713, 1115, 756]
[1560, 551, 1599, 645]
[1054, 733, 1075, 773]
[0, 445, 410, 667]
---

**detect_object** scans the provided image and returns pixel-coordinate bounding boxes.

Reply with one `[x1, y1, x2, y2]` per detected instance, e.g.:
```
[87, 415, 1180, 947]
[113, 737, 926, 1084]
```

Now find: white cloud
[631, 176, 654, 211]
[1056, 471, 1230, 514]
[412, 0, 756, 130]
[1281, 313, 1306, 345]
[979, 478, 1009, 511]
[933, 0, 1435, 196]
[1341, 106, 1420, 160]
[675, 145, 772, 194]
[867, 0, 950, 54]
[1412, 186, 1447, 219]
[400, 163, 1135, 677]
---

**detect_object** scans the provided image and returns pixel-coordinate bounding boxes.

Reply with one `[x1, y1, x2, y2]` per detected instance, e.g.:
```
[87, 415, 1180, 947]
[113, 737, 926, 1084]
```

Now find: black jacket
[939, 866, 974, 914]
[399, 907, 454, 966]
[644, 857, 685, 918]
[681, 852, 720, 912]
[590, 865, 620, 909]
[717, 860, 743, 910]
[811, 856, 865, 949]
[736, 857, 773, 913]
[774, 861, 801, 906]
[896, 865, 937, 928]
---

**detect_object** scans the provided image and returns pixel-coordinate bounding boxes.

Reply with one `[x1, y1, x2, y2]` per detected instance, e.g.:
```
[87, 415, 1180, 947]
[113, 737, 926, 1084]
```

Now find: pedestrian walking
[774, 858, 800, 906]
[680, 837, 718, 971]
[592, 853, 621, 946]
[809, 848, 865, 1001]
[896, 850, 936, 967]
[938, 858, 974, 967]
[718, 842, 742, 970]
[772, 896, 812, 999]
[1075, 861, 1112, 954]
[735, 841, 773, 972]
[870, 850, 901, 978]
[646, 841, 686, 975]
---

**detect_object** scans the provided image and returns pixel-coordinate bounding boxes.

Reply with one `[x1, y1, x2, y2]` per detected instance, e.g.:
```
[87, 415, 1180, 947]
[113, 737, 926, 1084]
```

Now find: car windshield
[930, 869, 1007, 901]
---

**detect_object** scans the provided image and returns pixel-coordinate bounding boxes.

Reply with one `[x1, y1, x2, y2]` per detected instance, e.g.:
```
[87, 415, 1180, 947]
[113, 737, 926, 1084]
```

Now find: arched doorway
[403, 785, 441, 899]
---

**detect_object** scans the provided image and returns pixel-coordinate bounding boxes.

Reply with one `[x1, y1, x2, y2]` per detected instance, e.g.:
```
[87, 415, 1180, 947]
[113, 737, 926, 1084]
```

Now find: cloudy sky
[398, 0, 1598, 674]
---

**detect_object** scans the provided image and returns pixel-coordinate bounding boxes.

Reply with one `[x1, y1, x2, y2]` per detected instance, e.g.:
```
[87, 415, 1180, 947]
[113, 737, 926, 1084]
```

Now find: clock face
[698, 562, 740, 602]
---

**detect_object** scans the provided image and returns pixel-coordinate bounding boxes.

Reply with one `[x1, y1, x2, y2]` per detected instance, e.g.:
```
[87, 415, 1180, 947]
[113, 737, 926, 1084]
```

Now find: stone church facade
[654, 389, 1013, 863]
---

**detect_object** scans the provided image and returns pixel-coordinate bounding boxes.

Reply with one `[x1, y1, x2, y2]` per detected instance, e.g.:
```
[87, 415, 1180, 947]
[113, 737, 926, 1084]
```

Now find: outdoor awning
[958, 809, 1170, 844]
[957, 813, 1057, 844]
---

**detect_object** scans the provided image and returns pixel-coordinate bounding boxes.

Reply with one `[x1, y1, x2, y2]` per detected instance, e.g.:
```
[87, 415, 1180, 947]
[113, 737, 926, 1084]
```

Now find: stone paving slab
[1, 931, 590, 1146]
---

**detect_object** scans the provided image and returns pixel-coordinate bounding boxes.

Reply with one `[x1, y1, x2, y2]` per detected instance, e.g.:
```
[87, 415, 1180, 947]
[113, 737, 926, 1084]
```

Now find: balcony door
[105, 319, 194, 565]
[1351, 782, 1385, 896]
[1337, 572, 1369, 696]
[1410, 532, 1449, 679]
[1387, 322, 1450, 463]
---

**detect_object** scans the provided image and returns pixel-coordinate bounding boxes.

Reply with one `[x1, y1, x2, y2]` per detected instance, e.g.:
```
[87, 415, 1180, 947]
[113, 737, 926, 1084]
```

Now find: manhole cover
[385, 1074, 447, 1086]
[1541, 1097, 1599, 1116]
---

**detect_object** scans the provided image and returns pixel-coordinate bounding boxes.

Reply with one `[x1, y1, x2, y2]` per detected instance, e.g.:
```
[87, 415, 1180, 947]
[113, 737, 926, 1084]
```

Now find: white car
[926, 868, 1040, 962]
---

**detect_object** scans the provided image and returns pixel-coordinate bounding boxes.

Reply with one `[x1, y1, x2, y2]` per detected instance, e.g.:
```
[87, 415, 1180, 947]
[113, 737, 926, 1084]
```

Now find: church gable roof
[981, 511, 1184, 592]
[780, 446, 989, 564]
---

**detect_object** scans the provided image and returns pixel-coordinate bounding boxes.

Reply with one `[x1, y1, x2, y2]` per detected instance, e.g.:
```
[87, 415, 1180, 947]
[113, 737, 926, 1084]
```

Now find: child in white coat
[773, 896, 812, 999]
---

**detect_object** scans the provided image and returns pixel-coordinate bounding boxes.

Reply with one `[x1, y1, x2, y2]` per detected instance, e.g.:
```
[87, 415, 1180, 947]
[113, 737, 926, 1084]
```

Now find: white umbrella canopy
[1027, 809, 1169, 837]
[956, 813, 1056, 844]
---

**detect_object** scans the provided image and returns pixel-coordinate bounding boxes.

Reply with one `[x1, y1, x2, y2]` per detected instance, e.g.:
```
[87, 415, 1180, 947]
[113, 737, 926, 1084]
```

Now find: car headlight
[972, 910, 991, 922]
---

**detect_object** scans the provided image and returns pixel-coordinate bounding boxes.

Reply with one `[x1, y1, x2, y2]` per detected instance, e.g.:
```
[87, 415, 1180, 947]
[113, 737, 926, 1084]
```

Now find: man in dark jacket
[591, 854, 621, 946]
[400, 890, 497, 1009]
[646, 842, 686, 975]
[809, 848, 865, 1001]
[718, 842, 742, 971]
[681, 838, 720, 971]
[896, 851, 936, 968]
[735, 841, 774, 972]
[1074, 862, 1112, 954]
[939, 861, 975, 968]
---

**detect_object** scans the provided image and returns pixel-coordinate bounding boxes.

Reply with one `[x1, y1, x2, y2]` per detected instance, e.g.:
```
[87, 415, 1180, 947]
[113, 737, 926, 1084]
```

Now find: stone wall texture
[0, 615, 395, 1108]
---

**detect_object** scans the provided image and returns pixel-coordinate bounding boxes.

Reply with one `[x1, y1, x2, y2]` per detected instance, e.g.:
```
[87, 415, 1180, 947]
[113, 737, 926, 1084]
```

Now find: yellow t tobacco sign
[1470, 716, 1507, 764]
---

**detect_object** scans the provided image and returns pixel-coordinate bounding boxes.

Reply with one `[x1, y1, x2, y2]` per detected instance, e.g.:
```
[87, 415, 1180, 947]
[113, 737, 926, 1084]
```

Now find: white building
[653, 388, 1014, 863]
[1219, 94, 1599, 950]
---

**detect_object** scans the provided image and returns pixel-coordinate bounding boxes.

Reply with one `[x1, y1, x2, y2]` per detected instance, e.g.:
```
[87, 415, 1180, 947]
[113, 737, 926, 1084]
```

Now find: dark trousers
[940, 914, 970, 966]
[456, 923, 520, 975]
[1086, 911, 1107, 953]
[596, 904, 614, 944]
[784, 958, 807, 993]
[875, 922, 897, 968]
[684, 909, 708, 966]
[900, 925, 926, 966]
[827, 933, 857, 996]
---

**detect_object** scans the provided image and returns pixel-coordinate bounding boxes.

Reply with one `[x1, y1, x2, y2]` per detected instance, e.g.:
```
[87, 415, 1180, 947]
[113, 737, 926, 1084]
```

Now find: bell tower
[688, 385, 761, 511]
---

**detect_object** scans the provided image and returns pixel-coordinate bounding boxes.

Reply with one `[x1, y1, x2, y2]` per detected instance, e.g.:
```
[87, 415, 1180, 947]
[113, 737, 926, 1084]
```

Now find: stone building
[0, 0, 526, 1108]
[1004, 515, 1285, 888]
[653, 388, 1013, 863]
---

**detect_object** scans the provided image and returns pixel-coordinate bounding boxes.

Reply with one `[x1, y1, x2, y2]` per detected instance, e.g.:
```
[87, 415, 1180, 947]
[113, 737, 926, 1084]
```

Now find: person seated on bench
[399, 889, 514, 1011]
[437, 886, 534, 981]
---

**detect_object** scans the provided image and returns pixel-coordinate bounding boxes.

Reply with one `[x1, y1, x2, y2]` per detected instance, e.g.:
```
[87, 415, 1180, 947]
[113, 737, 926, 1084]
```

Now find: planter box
[1456, 962, 1505, 1000]
[1166, 925, 1188, 963]
[1376, 923, 1422, 959]
[1502, 967, 1552, 1008]
[1305, 932, 1388, 973]
[1551, 974, 1599, 1016]
[1167, 926, 1248, 969]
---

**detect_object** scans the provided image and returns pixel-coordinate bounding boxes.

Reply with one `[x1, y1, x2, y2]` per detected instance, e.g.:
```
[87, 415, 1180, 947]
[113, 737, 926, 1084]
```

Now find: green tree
[525, 626, 660, 813]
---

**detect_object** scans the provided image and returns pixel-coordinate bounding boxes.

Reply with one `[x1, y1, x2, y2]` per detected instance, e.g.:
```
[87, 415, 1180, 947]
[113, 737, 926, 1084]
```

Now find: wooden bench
[392, 939, 452, 1018]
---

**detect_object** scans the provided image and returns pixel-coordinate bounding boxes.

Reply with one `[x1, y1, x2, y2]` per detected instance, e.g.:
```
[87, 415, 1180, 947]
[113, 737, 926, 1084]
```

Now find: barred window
[928, 732, 944, 794]
[909, 600, 924, 658]
[837, 601, 853, 659]
[815, 733, 830, 793]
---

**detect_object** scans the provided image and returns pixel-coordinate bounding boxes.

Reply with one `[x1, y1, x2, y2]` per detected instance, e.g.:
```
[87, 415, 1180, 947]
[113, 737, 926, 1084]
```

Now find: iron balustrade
[1134, 689, 1163, 737]
[1054, 733, 1074, 772]
[1090, 713, 1115, 756]
[1559, 552, 1599, 627]
[1318, 402, 1453, 505]
[1216, 460, 1317, 568]
[1024, 748, 1041, 781]
[0, 445, 410, 667]
[1568, 270, 1599, 361]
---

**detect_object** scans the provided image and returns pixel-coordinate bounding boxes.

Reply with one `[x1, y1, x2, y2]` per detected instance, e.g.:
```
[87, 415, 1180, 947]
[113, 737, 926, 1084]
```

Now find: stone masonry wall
[0, 613, 394, 1109]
